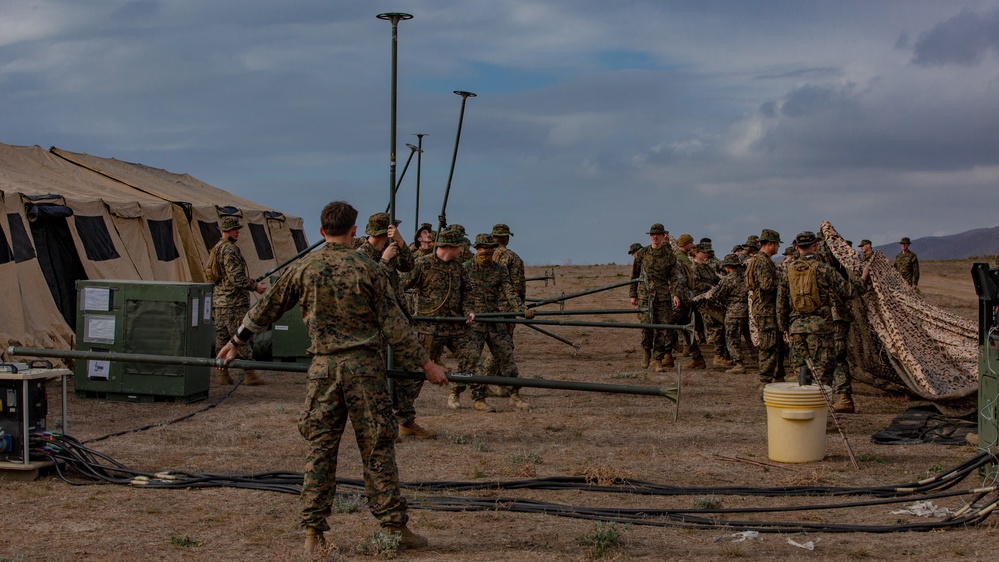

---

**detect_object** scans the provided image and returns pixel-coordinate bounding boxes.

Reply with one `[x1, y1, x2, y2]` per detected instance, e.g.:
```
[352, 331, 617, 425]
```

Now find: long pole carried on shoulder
[438, 90, 476, 233]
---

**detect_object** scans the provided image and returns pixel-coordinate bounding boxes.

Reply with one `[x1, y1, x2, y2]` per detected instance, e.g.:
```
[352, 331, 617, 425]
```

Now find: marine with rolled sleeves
[209, 216, 267, 386]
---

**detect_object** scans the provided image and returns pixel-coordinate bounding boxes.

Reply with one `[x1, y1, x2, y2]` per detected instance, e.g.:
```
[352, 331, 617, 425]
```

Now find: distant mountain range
[873, 225, 999, 260]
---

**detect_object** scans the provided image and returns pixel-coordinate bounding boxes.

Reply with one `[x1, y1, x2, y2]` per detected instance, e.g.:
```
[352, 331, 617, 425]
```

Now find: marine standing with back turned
[216, 201, 448, 556]
[777, 231, 869, 392]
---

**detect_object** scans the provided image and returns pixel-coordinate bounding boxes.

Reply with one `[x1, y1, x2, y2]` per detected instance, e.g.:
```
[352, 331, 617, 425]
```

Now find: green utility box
[973, 263, 999, 479]
[74, 280, 214, 402]
[270, 304, 310, 364]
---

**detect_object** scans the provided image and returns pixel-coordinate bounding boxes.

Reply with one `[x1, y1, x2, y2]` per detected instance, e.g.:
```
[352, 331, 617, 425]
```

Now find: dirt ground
[3, 258, 996, 561]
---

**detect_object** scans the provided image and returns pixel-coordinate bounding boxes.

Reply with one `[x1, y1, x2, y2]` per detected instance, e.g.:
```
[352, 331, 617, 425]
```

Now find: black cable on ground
[28, 432, 999, 534]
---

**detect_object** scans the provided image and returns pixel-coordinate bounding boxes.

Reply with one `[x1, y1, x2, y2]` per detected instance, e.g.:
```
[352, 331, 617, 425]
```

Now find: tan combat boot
[243, 370, 265, 386]
[399, 422, 437, 438]
[832, 393, 855, 413]
[474, 398, 495, 413]
[713, 356, 735, 367]
[641, 349, 651, 369]
[446, 389, 462, 410]
[384, 525, 428, 550]
[509, 391, 531, 411]
[726, 362, 746, 375]
[661, 353, 675, 369]
[487, 385, 511, 397]
[688, 357, 706, 370]
[217, 368, 232, 386]
[304, 527, 326, 556]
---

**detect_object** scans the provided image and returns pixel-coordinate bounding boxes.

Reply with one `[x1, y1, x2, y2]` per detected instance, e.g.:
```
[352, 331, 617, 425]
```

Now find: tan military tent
[0, 143, 309, 355]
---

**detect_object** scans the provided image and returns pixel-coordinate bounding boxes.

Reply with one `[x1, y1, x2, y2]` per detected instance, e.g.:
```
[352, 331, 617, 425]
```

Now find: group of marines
[354, 213, 532, 439]
[627, 225, 910, 414]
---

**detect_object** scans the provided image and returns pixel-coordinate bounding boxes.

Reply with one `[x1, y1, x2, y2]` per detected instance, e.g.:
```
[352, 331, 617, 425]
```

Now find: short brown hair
[320, 201, 357, 236]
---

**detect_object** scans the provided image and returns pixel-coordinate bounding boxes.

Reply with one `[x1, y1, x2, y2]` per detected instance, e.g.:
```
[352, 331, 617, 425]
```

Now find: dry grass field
[2, 259, 997, 561]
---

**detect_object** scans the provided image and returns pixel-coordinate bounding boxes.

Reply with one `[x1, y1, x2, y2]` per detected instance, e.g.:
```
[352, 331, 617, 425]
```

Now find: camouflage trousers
[462, 326, 519, 399]
[298, 353, 407, 532]
[724, 316, 749, 364]
[421, 331, 483, 398]
[755, 315, 787, 383]
[832, 320, 853, 396]
[672, 305, 704, 360]
[703, 312, 727, 359]
[213, 305, 252, 377]
[640, 301, 679, 361]
[392, 376, 424, 427]
[789, 331, 835, 386]
[482, 324, 517, 378]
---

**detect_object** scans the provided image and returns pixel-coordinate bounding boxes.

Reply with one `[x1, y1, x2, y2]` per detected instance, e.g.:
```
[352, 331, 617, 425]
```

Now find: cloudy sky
[4, 1, 999, 265]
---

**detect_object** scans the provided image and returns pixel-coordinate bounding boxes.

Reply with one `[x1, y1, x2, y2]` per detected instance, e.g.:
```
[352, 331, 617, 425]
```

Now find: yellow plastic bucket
[763, 382, 830, 463]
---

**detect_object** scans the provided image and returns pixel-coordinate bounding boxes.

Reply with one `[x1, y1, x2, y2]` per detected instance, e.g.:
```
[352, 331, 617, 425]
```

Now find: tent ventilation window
[198, 220, 222, 253]
[290, 229, 309, 253]
[0, 227, 12, 264]
[147, 219, 180, 262]
[248, 223, 274, 261]
[7, 213, 37, 263]
[75, 216, 120, 261]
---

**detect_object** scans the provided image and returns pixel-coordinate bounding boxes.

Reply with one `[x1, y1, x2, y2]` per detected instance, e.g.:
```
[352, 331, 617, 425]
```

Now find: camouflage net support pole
[522, 323, 582, 354]
[528, 278, 639, 309]
[8, 347, 679, 406]
[411, 316, 695, 334]
[473, 309, 646, 318]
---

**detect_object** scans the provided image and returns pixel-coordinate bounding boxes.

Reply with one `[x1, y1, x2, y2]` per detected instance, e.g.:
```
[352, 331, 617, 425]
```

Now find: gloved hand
[523, 308, 535, 320]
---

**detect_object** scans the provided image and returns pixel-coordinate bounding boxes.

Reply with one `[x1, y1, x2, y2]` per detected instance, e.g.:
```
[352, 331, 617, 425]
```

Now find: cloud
[911, 8, 999, 66]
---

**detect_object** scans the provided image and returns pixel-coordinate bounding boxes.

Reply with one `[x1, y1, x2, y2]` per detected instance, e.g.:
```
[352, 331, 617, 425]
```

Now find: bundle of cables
[29, 431, 999, 533]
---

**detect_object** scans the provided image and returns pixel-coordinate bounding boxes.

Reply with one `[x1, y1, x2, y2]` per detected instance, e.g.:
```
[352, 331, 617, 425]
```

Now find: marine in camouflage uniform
[216, 201, 447, 554]
[404, 223, 436, 312]
[740, 236, 760, 263]
[210, 216, 265, 385]
[691, 244, 730, 366]
[777, 231, 869, 392]
[356, 213, 434, 436]
[701, 238, 724, 276]
[706, 254, 749, 373]
[630, 224, 685, 371]
[482, 223, 527, 390]
[745, 229, 787, 385]
[450, 224, 474, 264]
[404, 227, 480, 409]
[671, 233, 706, 368]
[894, 237, 919, 288]
[465, 233, 532, 412]
[858, 239, 874, 262]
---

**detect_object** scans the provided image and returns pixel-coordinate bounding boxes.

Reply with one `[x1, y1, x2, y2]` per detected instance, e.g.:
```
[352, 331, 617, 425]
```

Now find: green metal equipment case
[74, 280, 214, 402]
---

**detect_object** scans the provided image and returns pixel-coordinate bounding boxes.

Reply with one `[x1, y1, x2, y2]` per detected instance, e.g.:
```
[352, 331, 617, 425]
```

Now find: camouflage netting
[820, 221, 978, 416]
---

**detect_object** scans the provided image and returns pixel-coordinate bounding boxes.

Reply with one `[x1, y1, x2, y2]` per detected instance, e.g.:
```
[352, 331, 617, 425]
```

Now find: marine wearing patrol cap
[794, 231, 819, 247]
[365, 212, 402, 236]
[722, 254, 744, 268]
[758, 229, 782, 244]
[858, 239, 872, 248]
[435, 227, 465, 247]
[491, 224, 514, 237]
[473, 233, 498, 248]
[220, 216, 242, 231]
[628, 243, 643, 255]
